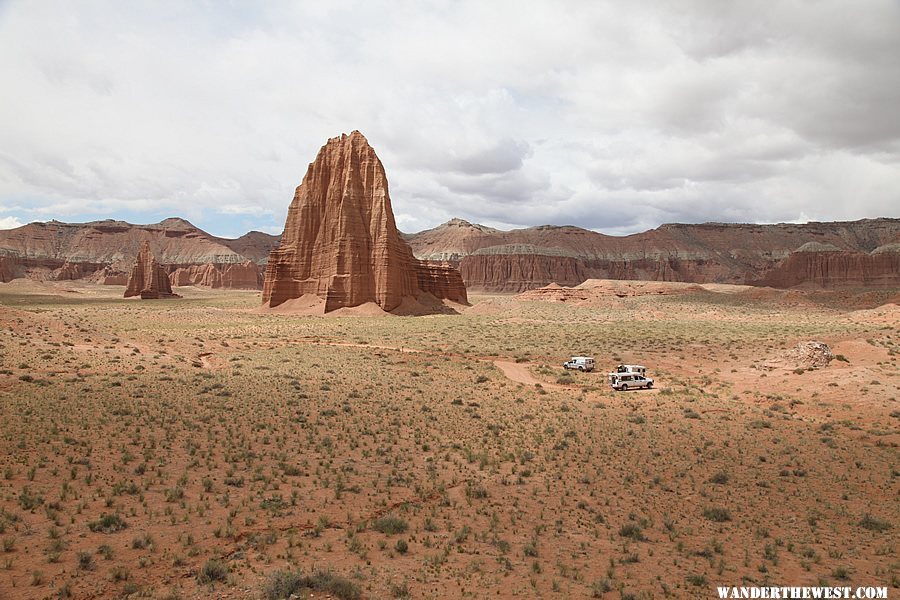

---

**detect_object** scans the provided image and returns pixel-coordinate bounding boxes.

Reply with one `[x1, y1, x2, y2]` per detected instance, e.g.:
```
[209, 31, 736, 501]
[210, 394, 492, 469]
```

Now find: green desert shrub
[859, 514, 891, 532]
[372, 515, 408, 535]
[197, 559, 228, 584]
[702, 507, 732, 522]
[88, 514, 127, 533]
[618, 523, 645, 541]
[262, 569, 360, 600]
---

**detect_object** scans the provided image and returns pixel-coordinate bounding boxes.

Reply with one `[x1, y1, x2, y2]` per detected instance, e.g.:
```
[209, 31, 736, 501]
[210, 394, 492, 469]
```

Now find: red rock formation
[2, 207, 895, 292]
[460, 253, 586, 292]
[169, 261, 263, 289]
[84, 265, 128, 285]
[0, 218, 277, 286]
[54, 260, 98, 281]
[0, 256, 19, 283]
[415, 261, 468, 303]
[755, 249, 900, 288]
[226, 261, 264, 289]
[409, 218, 900, 291]
[263, 131, 467, 312]
[169, 267, 199, 287]
[124, 242, 181, 299]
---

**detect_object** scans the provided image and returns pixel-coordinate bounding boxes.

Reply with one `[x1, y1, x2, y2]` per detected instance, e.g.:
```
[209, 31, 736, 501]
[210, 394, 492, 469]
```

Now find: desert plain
[0, 280, 897, 599]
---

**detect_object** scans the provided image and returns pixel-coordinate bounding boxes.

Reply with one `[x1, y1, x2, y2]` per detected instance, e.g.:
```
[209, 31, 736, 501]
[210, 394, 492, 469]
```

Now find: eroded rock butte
[124, 241, 181, 299]
[262, 131, 467, 312]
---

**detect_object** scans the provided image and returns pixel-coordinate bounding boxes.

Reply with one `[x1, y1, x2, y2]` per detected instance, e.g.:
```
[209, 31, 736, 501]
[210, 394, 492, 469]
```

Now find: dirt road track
[493, 360, 573, 390]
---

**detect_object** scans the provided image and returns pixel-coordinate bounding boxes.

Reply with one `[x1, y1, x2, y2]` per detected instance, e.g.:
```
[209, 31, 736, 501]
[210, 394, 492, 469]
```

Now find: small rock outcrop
[760, 340, 835, 371]
[262, 131, 467, 312]
[786, 341, 834, 369]
[124, 241, 181, 299]
[517, 279, 707, 304]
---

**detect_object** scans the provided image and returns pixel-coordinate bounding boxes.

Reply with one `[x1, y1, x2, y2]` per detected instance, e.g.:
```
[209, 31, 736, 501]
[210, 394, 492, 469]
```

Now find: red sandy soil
[0, 281, 897, 599]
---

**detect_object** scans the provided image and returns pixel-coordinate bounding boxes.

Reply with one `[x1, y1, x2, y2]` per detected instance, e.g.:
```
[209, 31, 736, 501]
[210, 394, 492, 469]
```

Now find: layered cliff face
[408, 219, 900, 291]
[461, 253, 586, 292]
[124, 241, 181, 299]
[92, 266, 128, 286]
[415, 261, 469, 303]
[2, 203, 895, 293]
[0, 218, 277, 288]
[262, 131, 467, 312]
[169, 261, 263, 289]
[755, 247, 900, 288]
[0, 256, 19, 283]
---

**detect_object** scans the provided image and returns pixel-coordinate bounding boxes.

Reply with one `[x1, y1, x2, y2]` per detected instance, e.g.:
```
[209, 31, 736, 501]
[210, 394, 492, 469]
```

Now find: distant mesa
[261, 130, 467, 314]
[753, 245, 900, 288]
[124, 241, 181, 299]
[405, 218, 900, 292]
[0, 192, 896, 292]
[0, 217, 280, 288]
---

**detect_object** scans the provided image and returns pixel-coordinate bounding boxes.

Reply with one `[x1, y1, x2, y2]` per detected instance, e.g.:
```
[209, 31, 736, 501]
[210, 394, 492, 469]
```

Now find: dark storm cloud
[0, 0, 897, 235]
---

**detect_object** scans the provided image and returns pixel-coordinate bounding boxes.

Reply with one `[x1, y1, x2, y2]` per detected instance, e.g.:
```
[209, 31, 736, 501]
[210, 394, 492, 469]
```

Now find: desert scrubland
[0, 281, 897, 599]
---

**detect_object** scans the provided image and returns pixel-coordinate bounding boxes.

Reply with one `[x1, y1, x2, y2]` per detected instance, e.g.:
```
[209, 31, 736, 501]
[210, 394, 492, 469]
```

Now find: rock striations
[169, 260, 262, 289]
[262, 131, 467, 313]
[0, 218, 279, 288]
[124, 241, 181, 299]
[407, 219, 900, 292]
[754, 247, 900, 288]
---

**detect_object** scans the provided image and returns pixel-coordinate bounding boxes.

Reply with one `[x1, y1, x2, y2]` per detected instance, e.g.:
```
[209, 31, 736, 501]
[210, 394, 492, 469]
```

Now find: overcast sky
[1, 1, 898, 237]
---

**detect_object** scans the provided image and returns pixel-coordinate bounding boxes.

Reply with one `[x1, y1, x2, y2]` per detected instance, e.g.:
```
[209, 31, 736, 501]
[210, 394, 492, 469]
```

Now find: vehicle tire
[646, 382, 652, 389]
[621, 384, 628, 391]
[578, 366, 584, 372]
[563, 365, 569, 370]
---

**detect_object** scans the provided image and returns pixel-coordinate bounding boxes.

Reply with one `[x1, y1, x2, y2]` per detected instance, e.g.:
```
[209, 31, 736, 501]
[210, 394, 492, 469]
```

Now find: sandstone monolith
[262, 131, 467, 312]
[124, 241, 181, 299]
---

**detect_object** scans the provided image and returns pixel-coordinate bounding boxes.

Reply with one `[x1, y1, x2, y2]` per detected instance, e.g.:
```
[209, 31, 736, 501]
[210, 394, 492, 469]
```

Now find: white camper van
[563, 356, 595, 372]
[615, 364, 647, 376]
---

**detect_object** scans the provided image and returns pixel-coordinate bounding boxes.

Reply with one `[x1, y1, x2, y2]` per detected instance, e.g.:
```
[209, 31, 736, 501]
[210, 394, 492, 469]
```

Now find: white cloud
[0, 0, 897, 237]
[0, 216, 24, 230]
[217, 204, 272, 216]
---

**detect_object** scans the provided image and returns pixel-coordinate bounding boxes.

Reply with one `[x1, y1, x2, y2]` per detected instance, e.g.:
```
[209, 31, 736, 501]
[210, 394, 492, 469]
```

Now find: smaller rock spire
[124, 241, 181, 299]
